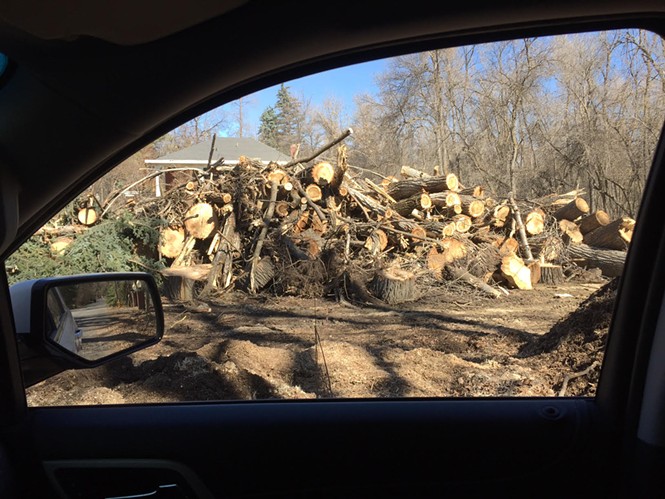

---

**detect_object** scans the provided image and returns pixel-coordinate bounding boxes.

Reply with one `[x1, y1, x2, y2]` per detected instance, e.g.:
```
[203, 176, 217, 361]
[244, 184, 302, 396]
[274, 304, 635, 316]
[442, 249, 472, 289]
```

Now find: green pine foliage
[6, 213, 164, 286]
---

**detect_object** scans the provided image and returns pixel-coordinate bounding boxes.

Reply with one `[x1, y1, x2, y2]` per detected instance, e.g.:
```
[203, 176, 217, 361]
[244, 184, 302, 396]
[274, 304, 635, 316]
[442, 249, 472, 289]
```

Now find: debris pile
[52, 130, 636, 305]
[146, 132, 636, 304]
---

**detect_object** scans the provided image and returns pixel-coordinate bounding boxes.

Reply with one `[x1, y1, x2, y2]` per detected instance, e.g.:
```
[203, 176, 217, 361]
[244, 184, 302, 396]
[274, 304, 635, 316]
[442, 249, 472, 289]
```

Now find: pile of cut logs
[102, 130, 635, 304]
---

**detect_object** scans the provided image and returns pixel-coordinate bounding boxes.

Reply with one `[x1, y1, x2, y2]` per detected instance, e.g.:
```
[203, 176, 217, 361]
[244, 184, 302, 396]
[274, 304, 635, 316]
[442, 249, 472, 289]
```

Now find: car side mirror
[10, 272, 164, 387]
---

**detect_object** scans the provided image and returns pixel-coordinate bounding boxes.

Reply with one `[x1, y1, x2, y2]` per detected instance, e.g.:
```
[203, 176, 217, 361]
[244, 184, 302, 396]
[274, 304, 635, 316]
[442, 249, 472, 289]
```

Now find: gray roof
[152, 137, 290, 164]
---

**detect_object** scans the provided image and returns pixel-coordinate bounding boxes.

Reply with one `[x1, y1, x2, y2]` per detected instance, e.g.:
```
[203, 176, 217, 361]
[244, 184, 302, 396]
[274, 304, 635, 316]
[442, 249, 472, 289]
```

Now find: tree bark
[567, 243, 626, 277]
[386, 174, 459, 201]
[554, 197, 590, 221]
[370, 268, 418, 304]
[578, 210, 611, 235]
[582, 217, 635, 250]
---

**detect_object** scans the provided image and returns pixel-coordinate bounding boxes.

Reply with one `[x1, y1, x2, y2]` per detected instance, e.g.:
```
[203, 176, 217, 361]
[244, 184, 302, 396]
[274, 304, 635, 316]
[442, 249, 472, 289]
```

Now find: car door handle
[106, 483, 189, 499]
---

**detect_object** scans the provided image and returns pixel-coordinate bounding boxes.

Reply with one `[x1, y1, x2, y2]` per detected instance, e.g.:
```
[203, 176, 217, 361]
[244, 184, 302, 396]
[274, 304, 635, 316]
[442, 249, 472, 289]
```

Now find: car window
[9, 28, 665, 405]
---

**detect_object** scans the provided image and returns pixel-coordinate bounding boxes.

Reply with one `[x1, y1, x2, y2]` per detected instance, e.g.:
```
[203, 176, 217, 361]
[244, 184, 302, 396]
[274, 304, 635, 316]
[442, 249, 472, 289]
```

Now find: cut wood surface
[525, 209, 545, 236]
[183, 203, 217, 239]
[559, 219, 584, 244]
[394, 192, 432, 217]
[501, 253, 532, 290]
[159, 227, 186, 259]
[553, 197, 590, 221]
[578, 210, 611, 235]
[583, 217, 634, 250]
[77, 207, 98, 226]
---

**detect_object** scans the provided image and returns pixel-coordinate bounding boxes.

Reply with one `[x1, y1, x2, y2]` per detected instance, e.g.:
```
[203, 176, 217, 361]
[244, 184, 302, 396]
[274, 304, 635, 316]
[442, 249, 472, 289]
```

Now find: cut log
[393, 192, 432, 217]
[386, 174, 460, 201]
[500, 253, 532, 290]
[491, 205, 511, 228]
[370, 268, 418, 304]
[459, 185, 485, 198]
[567, 243, 626, 277]
[453, 214, 472, 233]
[578, 210, 611, 235]
[311, 161, 335, 186]
[364, 229, 389, 254]
[524, 209, 545, 236]
[498, 237, 520, 256]
[77, 207, 98, 226]
[442, 221, 456, 237]
[583, 217, 635, 250]
[459, 196, 485, 218]
[559, 219, 584, 244]
[305, 184, 323, 202]
[159, 226, 186, 259]
[50, 236, 73, 255]
[429, 191, 461, 208]
[267, 169, 289, 185]
[201, 213, 240, 294]
[400, 165, 431, 179]
[445, 173, 459, 192]
[553, 197, 590, 221]
[183, 202, 217, 239]
[528, 261, 541, 285]
[275, 201, 291, 218]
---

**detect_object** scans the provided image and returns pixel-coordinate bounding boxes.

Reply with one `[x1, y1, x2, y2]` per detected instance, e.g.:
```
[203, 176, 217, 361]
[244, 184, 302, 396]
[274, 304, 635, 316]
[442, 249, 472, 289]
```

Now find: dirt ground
[27, 277, 616, 406]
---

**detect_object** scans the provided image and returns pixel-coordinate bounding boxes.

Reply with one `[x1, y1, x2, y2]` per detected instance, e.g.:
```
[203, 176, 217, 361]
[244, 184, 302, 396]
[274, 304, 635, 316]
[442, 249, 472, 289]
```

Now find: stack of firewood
[106, 130, 634, 304]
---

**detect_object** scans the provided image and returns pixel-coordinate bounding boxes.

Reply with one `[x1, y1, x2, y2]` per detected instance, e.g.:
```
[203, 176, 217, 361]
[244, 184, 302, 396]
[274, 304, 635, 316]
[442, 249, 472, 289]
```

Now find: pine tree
[258, 84, 304, 154]
[258, 106, 279, 148]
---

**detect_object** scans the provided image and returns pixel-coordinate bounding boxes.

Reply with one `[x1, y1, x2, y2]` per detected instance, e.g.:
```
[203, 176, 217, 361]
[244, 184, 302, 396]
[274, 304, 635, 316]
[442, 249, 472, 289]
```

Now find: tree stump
[370, 268, 418, 304]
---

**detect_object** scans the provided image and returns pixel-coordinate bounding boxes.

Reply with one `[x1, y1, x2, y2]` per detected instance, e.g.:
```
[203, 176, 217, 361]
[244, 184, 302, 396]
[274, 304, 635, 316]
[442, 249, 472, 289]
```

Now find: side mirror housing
[10, 272, 164, 387]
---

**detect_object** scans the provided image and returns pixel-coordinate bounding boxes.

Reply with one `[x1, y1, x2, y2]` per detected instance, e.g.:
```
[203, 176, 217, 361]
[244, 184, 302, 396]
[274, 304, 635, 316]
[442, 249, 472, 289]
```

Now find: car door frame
[1, 7, 665, 498]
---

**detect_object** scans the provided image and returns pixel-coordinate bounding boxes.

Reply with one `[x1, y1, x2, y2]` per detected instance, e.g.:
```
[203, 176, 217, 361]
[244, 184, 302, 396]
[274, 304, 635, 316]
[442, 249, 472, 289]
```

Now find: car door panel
[23, 399, 611, 498]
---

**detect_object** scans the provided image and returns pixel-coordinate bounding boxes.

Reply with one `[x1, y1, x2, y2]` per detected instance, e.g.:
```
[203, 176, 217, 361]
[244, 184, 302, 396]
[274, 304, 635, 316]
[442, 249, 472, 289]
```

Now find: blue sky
[220, 58, 387, 136]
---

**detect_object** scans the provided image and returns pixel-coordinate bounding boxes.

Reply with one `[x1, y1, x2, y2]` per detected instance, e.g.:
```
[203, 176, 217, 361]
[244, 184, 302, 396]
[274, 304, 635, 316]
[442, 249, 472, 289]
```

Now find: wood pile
[55, 129, 636, 305]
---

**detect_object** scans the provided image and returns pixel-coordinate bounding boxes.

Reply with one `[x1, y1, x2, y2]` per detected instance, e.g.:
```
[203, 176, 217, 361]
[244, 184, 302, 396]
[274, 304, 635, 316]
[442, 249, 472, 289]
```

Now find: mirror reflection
[46, 280, 158, 361]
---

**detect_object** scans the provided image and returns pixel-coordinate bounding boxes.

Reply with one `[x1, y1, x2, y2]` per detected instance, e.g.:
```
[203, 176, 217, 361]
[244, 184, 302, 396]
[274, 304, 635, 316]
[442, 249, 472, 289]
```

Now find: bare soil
[27, 278, 616, 406]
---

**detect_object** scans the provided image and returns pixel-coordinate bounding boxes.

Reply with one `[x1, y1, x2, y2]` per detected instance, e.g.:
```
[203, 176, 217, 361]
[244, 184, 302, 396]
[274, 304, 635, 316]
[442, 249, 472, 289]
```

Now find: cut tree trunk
[364, 229, 389, 254]
[305, 184, 323, 202]
[162, 264, 212, 302]
[429, 191, 461, 209]
[453, 214, 472, 233]
[183, 202, 218, 239]
[554, 197, 590, 221]
[393, 193, 432, 217]
[400, 165, 431, 179]
[459, 185, 485, 198]
[77, 207, 98, 226]
[386, 174, 459, 201]
[559, 219, 584, 244]
[567, 243, 626, 277]
[525, 209, 545, 236]
[578, 210, 611, 235]
[583, 217, 635, 250]
[500, 253, 532, 290]
[459, 195, 485, 218]
[370, 268, 418, 304]
[540, 263, 565, 285]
